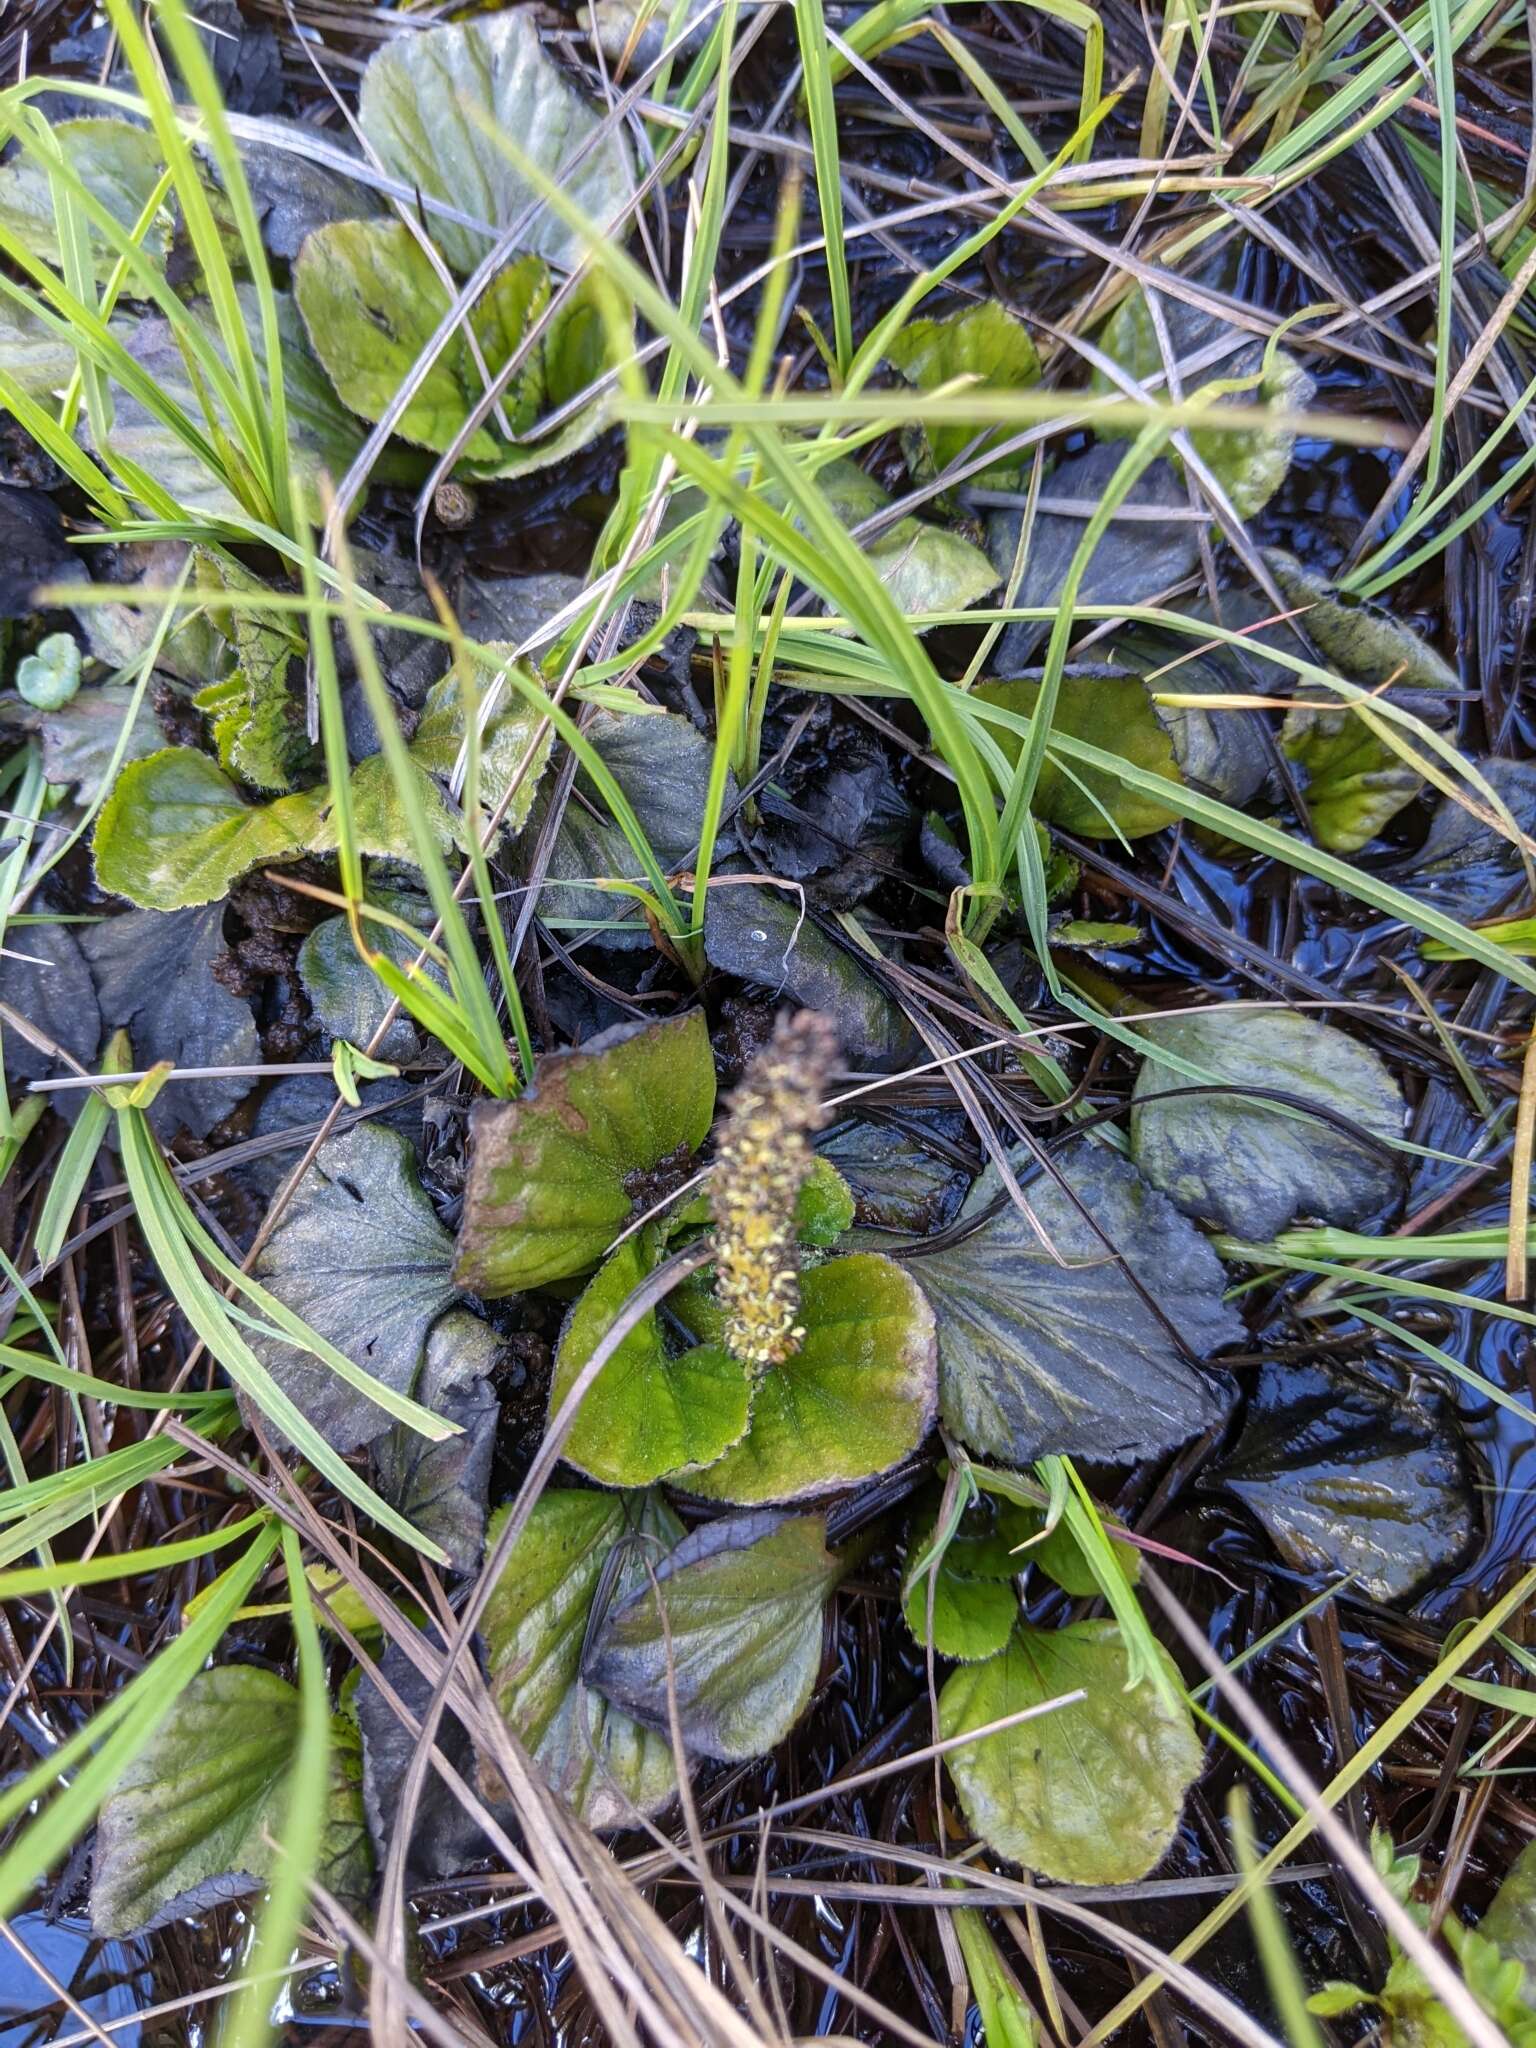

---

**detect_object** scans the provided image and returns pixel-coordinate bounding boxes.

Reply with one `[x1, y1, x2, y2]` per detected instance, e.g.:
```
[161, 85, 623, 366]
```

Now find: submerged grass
[1, 0, 1536, 2040]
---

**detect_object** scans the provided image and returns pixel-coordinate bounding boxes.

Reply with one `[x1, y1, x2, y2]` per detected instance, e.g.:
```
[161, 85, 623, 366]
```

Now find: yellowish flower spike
[710, 1010, 839, 1369]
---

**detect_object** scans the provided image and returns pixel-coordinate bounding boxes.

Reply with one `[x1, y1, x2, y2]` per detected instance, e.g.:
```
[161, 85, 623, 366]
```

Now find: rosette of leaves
[449, 1023, 1229, 1880]
[92, 635, 551, 910]
[454, 1010, 938, 1497]
[292, 14, 632, 478]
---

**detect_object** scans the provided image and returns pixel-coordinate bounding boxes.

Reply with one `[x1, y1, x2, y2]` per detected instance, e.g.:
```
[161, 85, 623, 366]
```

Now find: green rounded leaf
[975, 674, 1183, 838]
[1262, 550, 1458, 852]
[480, 1490, 680, 1830]
[809, 460, 997, 619]
[456, 1011, 717, 1294]
[91, 746, 324, 911]
[902, 1498, 1025, 1662]
[90, 1667, 370, 1938]
[1281, 706, 1421, 853]
[1093, 287, 1313, 518]
[358, 13, 634, 276]
[295, 222, 547, 460]
[1130, 1007, 1405, 1241]
[904, 1569, 1019, 1662]
[584, 1510, 847, 1762]
[551, 1230, 752, 1488]
[940, 1621, 1202, 1883]
[681, 1253, 938, 1504]
[885, 300, 1040, 487]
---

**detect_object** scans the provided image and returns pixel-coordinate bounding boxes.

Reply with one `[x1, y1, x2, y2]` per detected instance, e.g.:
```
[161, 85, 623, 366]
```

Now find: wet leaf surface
[704, 885, 917, 1069]
[676, 1253, 937, 1504]
[584, 1509, 847, 1762]
[480, 1488, 680, 1829]
[82, 904, 259, 1140]
[91, 1667, 369, 1938]
[985, 445, 1202, 670]
[0, 296, 81, 400]
[1215, 1360, 1474, 1603]
[456, 1011, 716, 1295]
[940, 1620, 1202, 1883]
[902, 1494, 1035, 1662]
[94, 659, 549, 908]
[1265, 552, 1459, 693]
[373, 1309, 501, 1575]
[975, 673, 1185, 838]
[251, 1122, 459, 1452]
[906, 1140, 1238, 1466]
[96, 292, 364, 525]
[357, 1638, 486, 1882]
[1401, 758, 1536, 920]
[819, 1116, 972, 1234]
[1281, 703, 1426, 853]
[1130, 1006, 1405, 1240]
[212, 117, 383, 259]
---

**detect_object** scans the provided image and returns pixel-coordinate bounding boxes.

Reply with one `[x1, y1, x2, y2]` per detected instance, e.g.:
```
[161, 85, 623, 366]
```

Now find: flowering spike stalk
[710, 1010, 839, 1368]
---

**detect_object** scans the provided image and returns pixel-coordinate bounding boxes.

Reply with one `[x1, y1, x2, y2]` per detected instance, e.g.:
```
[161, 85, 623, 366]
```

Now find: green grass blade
[222, 1527, 329, 2048]
[0, 1522, 281, 1916]
[33, 1086, 110, 1271]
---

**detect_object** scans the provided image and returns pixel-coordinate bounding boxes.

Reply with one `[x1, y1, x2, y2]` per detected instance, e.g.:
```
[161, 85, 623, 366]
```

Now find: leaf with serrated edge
[940, 1621, 1201, 1883]
[479, 1489, 679, 1829]
[584, 1510, 845, 1762]
[92, 747, 325, 911]
[91, 1666, 369, 1937]
[455, 1012, 716, 1295]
